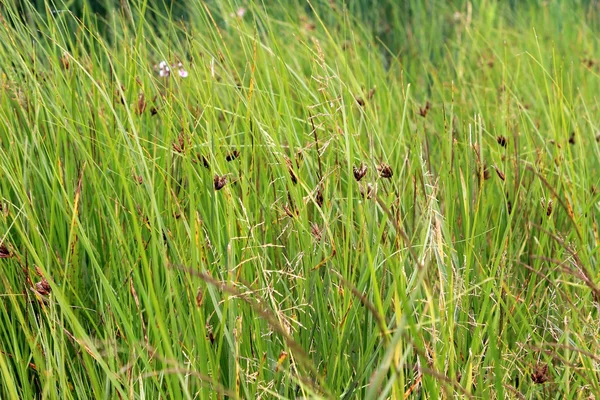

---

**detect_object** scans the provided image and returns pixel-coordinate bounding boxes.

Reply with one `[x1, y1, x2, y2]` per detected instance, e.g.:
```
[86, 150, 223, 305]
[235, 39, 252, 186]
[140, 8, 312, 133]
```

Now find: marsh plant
[0, 0, 599, 399]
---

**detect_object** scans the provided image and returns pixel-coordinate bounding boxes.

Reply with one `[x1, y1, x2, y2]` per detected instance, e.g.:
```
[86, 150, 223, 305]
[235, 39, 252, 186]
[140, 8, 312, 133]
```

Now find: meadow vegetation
[0, 0, 600, 398]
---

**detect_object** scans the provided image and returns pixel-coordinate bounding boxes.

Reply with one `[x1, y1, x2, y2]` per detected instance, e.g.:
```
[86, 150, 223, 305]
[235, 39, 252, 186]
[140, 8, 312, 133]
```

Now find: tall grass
[0, 0, 599, 398]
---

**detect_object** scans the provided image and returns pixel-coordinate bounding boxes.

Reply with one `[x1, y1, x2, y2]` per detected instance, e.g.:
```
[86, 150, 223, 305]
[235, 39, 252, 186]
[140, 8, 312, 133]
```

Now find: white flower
[236, 7, 246, 18]
[158, 60, 170, 77]
[177, 62, 188, 78]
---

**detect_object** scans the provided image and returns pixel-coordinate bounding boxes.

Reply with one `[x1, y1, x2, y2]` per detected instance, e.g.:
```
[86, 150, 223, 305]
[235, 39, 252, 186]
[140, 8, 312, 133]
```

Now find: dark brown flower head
[418, 101, 431, 118]
[367, 87, 376, 100]
[150, 107, 158, 116]
[116, 85, 126, 105]
[355, 96, 365, 107]
[172, 133, 187, 154]
[360, 183, 376, 199]
[493, 165, 505, 181]
[61, 52, 70, 70]
[377, 163, 393, 179]
[34, 278, 51, 297]
[482, 164, 491, 180]
[283, 204, 297, 218]
[497, 135, 507, 147]
[0, 243, 11, 258]
[315, 185, 324, 208]
[295, 149, 304, 167]
[568, 132, 575, 145]
[225, 149, 240, 162]
[206, 324, 215, 345]
[353, 164, 367, 182]
[195, 154, 210, 169]
[531, 363, 549, 385]
[310, 223, 322, 241]
[196, 288, 204, 307]
[136, 92, 146, 115]
[285, 157, 298, 184]
[214, 175, 227, 191]
[546, 199, 553, 216]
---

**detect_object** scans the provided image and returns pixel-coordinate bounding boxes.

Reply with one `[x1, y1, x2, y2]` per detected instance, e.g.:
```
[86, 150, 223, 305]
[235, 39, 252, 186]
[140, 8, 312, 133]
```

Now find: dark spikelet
[497, 135, 507, 147]
[194, 154, 210, 169]
[225, 149, 240, 162]
[315, 186, 324, 208]
[196, 288, 204, 307]
[172, 133, 186, 154]
[34, 278, 51, 296]
[214, 175, 227, 191]
[353, 164, 367, 182]
[359, 183, 376, 199]
[60, 52, 70, 70]
[482, 164, 491, 180]
[310, 223, 322, 241]
[546, 199, 553, 216]
[418, 101, 431, 118]
[355, 96, 365, 107]
[366, 87, 376, 100]
[531, 363, 549, 385]
[568, 132, 575, 145]
[377, 163, 393, 179]
[136, 92, 146, 115]
[0, 243, 11, 258]
[493, 166, 505, 181]
[283, 204, 296, 218]
[285, 157, 298, 184]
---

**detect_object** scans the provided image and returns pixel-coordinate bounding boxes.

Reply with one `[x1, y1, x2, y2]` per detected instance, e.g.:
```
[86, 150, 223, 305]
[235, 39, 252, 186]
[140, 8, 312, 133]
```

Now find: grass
[0, 0, 600, 398]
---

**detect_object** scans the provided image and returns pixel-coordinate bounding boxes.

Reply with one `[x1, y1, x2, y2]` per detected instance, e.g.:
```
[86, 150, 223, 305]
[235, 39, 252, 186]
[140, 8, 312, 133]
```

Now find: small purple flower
[158, 60, 170, 77]
[177, 62, 188, 78]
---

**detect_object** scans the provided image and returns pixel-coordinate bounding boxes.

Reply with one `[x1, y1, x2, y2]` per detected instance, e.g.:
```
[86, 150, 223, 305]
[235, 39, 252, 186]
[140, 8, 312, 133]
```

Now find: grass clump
[0, 0, 599, 398]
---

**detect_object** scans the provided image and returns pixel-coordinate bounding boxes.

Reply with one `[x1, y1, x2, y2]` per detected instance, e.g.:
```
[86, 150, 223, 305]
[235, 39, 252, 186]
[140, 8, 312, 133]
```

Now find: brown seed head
[0, 243, 11, 258]
[531, 363, 549, 385]
[353, 164, 367, 182]
[283, 204, 296, 218]
[315, 186, 324, 208]
[34, 278, 51, 296]
[285, 157, 298, 184]
[418, 101, 431, 118]
[214, 175, 227, 191]
[195, 154, 210, 169]
[310, 223, 322, 241]
[366, 87, 376, 100]
[377, 163, 393, 179]
[225, 149, 240, 162]
[493, 165, 505, 181]
[172, 133, 187, 154]
[497, 135, 507, 147]
[61, 52, 70, 70]
[196, 288, 204, 307]
[482, 164, 491, 180]
[136, 92, 146, 115]
[360, 183, 376, 199]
